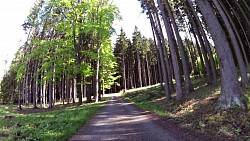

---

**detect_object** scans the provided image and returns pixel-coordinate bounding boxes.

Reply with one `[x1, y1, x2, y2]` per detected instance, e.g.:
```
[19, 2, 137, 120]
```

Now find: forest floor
[1, 79, 250, 141]
[122, 78, 250, 140]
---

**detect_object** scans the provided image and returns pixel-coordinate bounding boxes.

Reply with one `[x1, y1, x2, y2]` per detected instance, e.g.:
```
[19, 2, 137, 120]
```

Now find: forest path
[68, 96, 184, 141]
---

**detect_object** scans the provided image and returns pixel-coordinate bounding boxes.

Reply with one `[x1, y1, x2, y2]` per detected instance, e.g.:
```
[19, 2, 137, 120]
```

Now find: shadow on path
[68, 96, 179, 141]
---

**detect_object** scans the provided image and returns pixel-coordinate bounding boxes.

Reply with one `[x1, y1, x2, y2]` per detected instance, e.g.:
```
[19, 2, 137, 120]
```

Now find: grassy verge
[122, 79, 250, 140]
[0, 100, 108, 141]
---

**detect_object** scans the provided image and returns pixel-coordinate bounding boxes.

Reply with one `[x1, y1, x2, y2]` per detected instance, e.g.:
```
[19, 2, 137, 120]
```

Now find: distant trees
[113, 27, 161, 92]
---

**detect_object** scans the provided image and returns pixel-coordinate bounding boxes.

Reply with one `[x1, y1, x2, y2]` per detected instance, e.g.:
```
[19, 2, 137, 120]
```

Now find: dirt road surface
[68, 96, 222, 141]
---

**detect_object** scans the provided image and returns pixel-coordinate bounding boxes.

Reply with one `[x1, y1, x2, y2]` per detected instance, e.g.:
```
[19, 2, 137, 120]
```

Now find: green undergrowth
[0, 100, 108, 141]
[122, 79, 250, 140]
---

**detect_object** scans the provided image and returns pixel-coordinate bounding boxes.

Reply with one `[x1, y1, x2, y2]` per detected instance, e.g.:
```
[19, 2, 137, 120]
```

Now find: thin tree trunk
[186, 5, 212, 83]
[163, 0, 193, 93]
[33, 59, 38, 109]
[147, 6, 171, 101]
[146, 53, 152, 85]
[95, 48, 100, 103]
[154, 11, 174, 93]
[122, 49, 127, 90]
[137, 51, 143, 87]
[73, 20, 82, 105]
[188, 0, 217, 85]
[18, 82, 22, 110]
[157, 0, 183, 100]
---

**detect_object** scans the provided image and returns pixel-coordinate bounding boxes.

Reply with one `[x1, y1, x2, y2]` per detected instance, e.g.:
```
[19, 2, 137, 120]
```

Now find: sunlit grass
[0, 101, 107, 141]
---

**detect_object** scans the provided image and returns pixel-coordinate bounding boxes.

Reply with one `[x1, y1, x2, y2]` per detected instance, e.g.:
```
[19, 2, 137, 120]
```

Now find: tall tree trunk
[195, 0, 247, 109]
[193, 33, 206, 76]
[151, 23, 165, 90]
[146, 53, 152, 85]
[95, 48, 100, 103]
[186, 5, 212, 83]
[188, 0, 217, 85]
[154, 11, 174, 93]
[218, 0, 250, 73]
[122, 50, 127, 90]
[142, 59, 147, 86]
[71, 78, 75, 103]
[49, 76, 54, 108]
[33, 59, 38, 109]
[157, 0, 183, 100]
[212, 0, 248, 85]
[137, 51, 143, 87]
[18, 81, 22, 110]
[163, 0, 193, 93]
[73, 21, 82, 105]
[147, 6, 171, 101]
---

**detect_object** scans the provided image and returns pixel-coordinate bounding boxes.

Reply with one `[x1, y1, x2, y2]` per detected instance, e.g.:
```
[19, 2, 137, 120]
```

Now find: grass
[122, 79, 250, 140]
[0, 100, 108, 141]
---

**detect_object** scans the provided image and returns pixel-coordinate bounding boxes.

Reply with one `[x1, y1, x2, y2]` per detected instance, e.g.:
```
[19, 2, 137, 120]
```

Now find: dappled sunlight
[69, 96, 178, 141]
[125, 83, 161, 93]
[151, 97, 166, 103]
[103, 93, 121, 98]
[122, 81, 250, 139]
[0, 101, 106, 140]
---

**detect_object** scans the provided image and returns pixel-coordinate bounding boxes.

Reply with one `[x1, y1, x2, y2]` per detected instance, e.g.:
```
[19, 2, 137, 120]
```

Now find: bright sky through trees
[0, 0, 35, 79]
[0, 0, 152, 79]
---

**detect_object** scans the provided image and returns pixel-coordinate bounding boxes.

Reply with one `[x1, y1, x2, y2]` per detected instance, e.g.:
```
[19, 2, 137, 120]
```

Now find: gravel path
[69, 96, 183, 141]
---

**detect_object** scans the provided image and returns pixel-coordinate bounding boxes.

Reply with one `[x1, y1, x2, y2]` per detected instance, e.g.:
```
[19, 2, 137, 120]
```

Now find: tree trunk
[18, 82, 22, 110]
[188, 0, 217, 85]
[33, 59, 38, 109]
[49, 79, 54, 108]
[71, 78, 75, 103]
[212, 0, 248, 85]
[148, 6, 171, 101]
[122, 50, 127, 90]
[218, 0, 250, 73]
[95, 48, 100, 103]
[195, 0, 247, 110]
[73, 20, 82, 105]
[146, 53, 152, 85]
[163, 0, 193, 94]
[157, 0, 183, 100]
[137, 51, 143, 87]
[186, 5, 212, 84]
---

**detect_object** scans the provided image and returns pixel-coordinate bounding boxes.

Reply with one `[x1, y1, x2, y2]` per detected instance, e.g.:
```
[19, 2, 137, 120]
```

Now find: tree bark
[157, 0, 183, 100]
[212, 0, 248, 85]
[188, 0, 217, 85]
[95, 48, 100, 103]
[163, 0, 193, 93]
[147, 6, 171, 101]
[195, 0, 248, 110]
